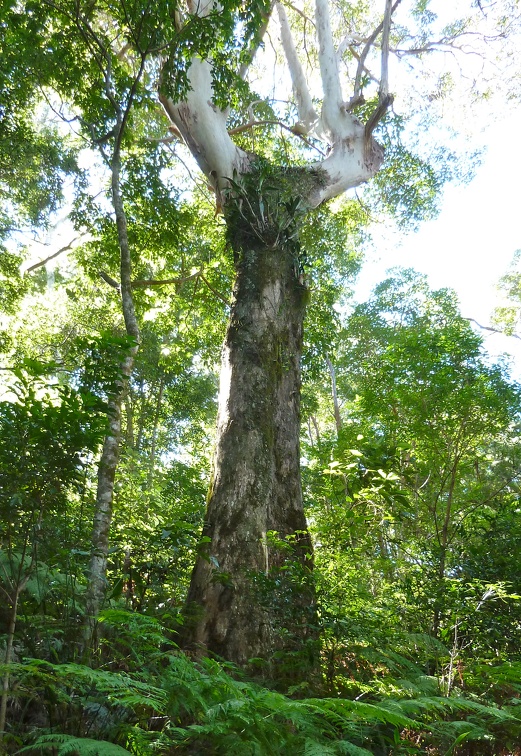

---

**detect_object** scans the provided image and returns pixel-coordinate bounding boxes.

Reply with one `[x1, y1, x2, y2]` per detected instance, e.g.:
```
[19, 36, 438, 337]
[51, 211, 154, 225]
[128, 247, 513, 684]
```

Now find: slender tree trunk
[432, 461, 459, 639]
[135, 379, 147, 452]
[325, 355, 342, 436]
[148, 375, 165, 487]
[125, 396, 135, 448]
[82, 147, 140, 653]
[183, 190, 316, 670]
[0, 538, 31, 747]
[0, 582, 26, 747]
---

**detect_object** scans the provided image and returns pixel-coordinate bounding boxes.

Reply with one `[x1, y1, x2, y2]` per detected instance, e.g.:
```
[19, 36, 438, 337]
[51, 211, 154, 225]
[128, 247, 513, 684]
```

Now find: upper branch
[352, 0, 402, 102]
[239, 4, 274, 79]
[277, 2, 318, 131]
[364, 0, 402, 138]
[315, 0, 343, 134]
[380, 0, 392, 100]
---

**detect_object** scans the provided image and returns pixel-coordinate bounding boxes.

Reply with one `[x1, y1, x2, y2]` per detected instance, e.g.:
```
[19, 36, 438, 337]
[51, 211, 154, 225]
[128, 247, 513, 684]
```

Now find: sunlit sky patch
[354, 108, 521, 376]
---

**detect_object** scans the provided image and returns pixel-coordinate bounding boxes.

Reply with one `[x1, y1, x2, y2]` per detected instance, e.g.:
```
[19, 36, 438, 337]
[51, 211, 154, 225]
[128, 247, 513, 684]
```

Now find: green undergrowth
[4, 612, 521, 756]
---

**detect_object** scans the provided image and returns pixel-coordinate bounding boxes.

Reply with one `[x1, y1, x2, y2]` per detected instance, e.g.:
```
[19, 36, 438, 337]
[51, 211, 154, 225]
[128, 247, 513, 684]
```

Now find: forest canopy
[2, 0, 521, 754]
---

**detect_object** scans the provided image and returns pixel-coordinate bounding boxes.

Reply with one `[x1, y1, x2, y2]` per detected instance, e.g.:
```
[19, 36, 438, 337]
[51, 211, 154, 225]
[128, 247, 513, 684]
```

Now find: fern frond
[398, 694, 520, 724]
[334, 742, 374, 756]
[20, 734, 133, 755]
[428, 720, 493, 755]
[304, 697, 416, 729]
[303, 739, 337, 755]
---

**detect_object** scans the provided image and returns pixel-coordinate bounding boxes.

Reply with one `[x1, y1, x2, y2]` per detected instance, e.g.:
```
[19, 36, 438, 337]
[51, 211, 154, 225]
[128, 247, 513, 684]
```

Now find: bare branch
[276, 2, 317, 130]
[337, 32, 366, 61]
[199, 273, 230, 305]
[131, 271, 202, 288]
[464, 317, 521, 341]
[315, 0, 343, 130]
[364, 92, 393, 139]
[364, 0, 402, 139]
[228, 118, 325, 154]
[282, 0, 315, 28]
[147, 133, 177, 144]
[353, 0, 403, 101]
[99, 268, 229, 306]
[99, 270, 121, 290]
[25, 239, 79, 273]
[380, 0, 393, 99]
[239, 5, 274, 79]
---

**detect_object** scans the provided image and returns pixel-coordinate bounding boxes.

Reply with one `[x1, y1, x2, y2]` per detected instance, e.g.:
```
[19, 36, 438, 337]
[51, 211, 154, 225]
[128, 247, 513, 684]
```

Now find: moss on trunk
[182, 165, 318, 679]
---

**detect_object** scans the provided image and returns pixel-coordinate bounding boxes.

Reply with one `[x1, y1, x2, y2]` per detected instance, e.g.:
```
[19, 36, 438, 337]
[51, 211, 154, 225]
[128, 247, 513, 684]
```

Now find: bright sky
[354, 107, 521, 376]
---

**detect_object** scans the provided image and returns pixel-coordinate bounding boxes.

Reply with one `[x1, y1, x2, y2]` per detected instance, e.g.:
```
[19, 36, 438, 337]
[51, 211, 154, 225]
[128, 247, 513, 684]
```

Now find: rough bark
[182, 177, 315, 671]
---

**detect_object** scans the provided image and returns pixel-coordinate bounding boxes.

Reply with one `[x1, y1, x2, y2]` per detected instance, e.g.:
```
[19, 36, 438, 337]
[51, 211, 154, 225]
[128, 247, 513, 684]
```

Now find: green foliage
[76, 332, 138, 409]
[492, 249, 521, 336]
[22, 735, 133, 755]
[1, 0, 521, 753]
[364, 113, 478, 228]
[0, 364, 106, 517]
[6, 615, 521, 755]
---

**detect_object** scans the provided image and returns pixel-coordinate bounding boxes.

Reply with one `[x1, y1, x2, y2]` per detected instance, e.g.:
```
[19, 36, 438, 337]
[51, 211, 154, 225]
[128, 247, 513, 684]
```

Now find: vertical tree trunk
[432, 461, 459, 639]
[183, 187, 315, 670]
[160, 0, 385, 670]
[0, 532, 33, 745]
[82, 148, 140, 654]
[325, 355, 342, 436]
[148, 375, 165, 487]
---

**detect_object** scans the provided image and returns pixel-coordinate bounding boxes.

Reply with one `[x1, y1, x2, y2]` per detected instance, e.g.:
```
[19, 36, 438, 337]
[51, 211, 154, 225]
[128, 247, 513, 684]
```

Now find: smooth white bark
[161, 59, 250, 186]
[380, 0, 393, 99]
[315, 0, 344, 135]
[276, 2, 318, 131]
[161, 0, 386, 202]
[311, 128, 384, 205]
[187, 0, 214, 18]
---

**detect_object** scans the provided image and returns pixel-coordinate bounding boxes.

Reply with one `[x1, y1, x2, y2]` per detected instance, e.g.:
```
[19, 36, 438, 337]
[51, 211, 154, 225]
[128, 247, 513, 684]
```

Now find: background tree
[305, 270, 521, 691]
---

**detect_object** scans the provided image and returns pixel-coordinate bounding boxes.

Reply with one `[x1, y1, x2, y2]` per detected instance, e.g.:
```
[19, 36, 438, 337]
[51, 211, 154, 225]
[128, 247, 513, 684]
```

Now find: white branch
[311, 134, 384, 205]
[160, 59, 249, 185]
[315, 0, 343, 134]
[160, 0, 386, 204]
[353, 0, 402, 101]
[160, 0, 255, 185]
[276, 2, 317, 130]
[380, 0, 393, 99]
[187, 0, 214, 18]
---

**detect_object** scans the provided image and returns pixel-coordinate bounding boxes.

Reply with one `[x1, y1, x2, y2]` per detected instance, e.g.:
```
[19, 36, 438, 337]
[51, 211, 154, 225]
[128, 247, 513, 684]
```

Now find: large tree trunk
[183, 177, 316, 670]
[160, 0, 386, 672]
